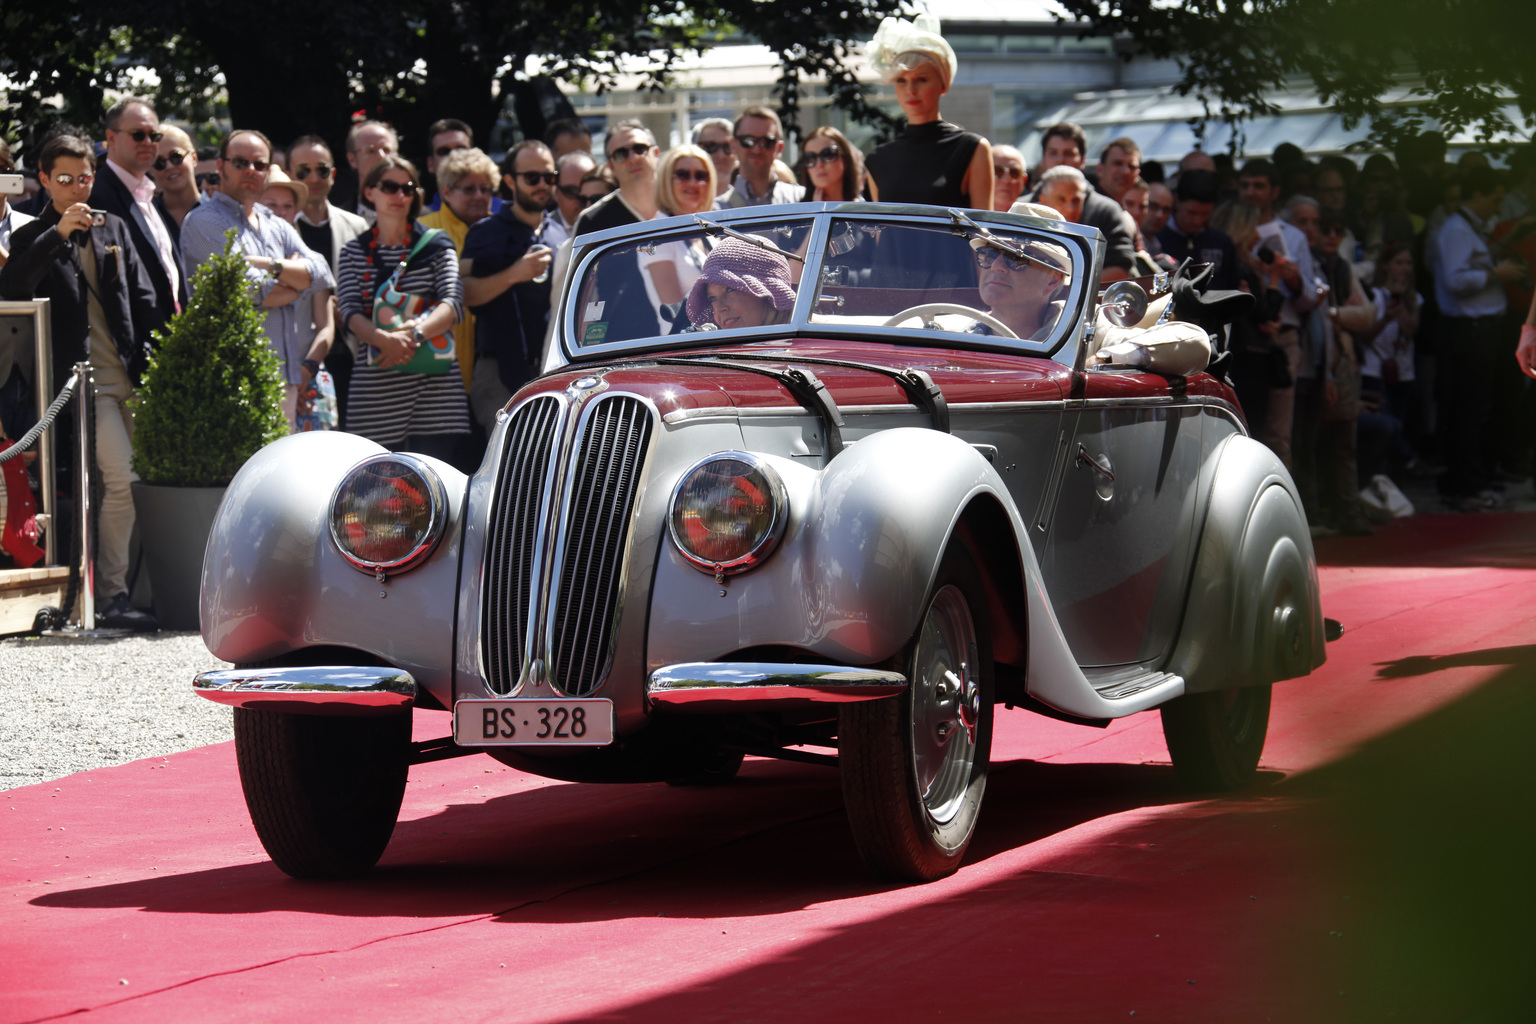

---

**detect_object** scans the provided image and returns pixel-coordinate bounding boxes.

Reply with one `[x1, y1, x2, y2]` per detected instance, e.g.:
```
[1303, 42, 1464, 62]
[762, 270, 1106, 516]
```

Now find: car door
[1040, 368, 1206, 667]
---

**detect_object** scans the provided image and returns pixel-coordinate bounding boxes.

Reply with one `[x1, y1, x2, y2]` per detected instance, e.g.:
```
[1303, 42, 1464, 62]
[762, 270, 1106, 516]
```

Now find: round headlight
[329, 455, 448, 576]
[669, 452, 787, 576]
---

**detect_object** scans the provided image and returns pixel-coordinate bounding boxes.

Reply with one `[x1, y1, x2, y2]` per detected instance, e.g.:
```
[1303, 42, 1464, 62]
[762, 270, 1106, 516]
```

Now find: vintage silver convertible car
[194, 203, 1326, 882]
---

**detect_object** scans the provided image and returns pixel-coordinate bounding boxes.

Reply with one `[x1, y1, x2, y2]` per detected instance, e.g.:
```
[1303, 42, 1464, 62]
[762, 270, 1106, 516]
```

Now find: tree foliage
[2, 0, 905, 159]
[132, 230, 287, 488]
[1055, 0, 1534, 150]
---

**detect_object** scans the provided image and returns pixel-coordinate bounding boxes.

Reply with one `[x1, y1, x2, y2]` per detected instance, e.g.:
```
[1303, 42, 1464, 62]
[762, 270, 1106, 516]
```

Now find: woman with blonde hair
[148, 124, 202, 226]
[639, 144, 717, 331]
[796, 126, 864, 202]
[863, 14, 992, 208]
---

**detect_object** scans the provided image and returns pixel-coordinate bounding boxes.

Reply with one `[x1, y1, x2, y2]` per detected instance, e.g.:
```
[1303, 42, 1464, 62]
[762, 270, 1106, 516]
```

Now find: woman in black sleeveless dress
[863, 14, 993, 209]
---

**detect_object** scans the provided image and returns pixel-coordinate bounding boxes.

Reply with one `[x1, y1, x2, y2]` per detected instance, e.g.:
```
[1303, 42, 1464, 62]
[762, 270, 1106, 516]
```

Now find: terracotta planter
[131, 483, 226, 631]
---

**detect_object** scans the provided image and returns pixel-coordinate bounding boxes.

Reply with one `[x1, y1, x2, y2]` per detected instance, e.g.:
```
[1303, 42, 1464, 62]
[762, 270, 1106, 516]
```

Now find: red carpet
[4, 512, 1533, 1023]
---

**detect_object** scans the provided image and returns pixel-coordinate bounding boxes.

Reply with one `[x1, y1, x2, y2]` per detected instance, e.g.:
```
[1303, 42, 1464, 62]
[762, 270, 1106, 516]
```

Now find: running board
[1082, 666, 1185, 701]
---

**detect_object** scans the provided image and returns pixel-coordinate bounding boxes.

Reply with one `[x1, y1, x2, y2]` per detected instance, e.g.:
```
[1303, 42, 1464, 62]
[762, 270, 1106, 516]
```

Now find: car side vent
[482, 396, 562, 695]
[549, 396, 653, 697]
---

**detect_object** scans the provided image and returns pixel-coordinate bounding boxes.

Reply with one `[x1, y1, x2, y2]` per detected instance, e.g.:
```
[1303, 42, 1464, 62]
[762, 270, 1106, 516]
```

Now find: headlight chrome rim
[329, 454, 448, 577]
[668, 451, 788, 576]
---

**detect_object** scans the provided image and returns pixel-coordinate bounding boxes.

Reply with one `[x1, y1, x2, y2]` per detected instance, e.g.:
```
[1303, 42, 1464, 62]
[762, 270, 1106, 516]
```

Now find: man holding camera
[0, 135, 162, 630]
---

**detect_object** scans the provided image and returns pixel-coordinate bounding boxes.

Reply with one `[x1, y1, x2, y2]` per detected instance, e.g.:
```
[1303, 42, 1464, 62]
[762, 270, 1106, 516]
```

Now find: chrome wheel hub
[910, 585, 980, 826]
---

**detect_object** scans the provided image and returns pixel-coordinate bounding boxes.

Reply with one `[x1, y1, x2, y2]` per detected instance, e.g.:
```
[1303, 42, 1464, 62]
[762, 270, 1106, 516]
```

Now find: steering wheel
[882, 303, 1019, 340]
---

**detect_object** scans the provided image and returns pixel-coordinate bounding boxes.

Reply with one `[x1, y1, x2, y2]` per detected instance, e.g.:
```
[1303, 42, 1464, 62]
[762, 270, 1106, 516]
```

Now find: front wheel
[233, 707, 411, 878]
[840, 543, 994, 881]
[1159, 684, 1272, 792]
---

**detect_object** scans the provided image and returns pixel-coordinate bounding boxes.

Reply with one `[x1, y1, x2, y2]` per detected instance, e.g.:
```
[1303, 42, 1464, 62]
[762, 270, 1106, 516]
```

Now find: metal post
[74, 361, 95, 630]
[27, 299, 56, 564]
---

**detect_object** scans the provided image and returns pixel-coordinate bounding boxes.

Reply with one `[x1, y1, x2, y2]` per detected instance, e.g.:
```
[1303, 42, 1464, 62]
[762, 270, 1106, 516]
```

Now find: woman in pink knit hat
[685, 236, 797, 330]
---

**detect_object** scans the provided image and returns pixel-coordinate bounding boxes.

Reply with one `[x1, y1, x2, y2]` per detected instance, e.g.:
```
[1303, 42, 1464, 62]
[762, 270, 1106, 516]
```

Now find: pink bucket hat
[685, 237, 797, 327]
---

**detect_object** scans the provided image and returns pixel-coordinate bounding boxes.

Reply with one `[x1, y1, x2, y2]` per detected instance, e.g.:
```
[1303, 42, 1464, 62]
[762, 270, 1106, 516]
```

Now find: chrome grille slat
[481, 397, 561, 694]
[550, 397, 653, 696]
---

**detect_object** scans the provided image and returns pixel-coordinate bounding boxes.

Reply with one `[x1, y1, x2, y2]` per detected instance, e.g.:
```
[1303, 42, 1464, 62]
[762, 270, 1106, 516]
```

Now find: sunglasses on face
[1322, 224, 1345, 236]
[196, 173, 220, 187]
[50, 172, 95, 186]
[735, 134, 779, 151]
[452, 183, 495, 196]
[974, 246, 1035, 272]
[512, 171, 556, 187]
[373, 178, 416, 195]
[994, 164, 1023, 179]
[607, 142, 654, 162]
[575, 191, 609, 207]
[673, 168, 710, 184]
[698, 141, 732, 156]
[124, 129, 163, 143]
[557, 183, 584, 199]
[227, 155, 270, 173]
[802, 146, 841, 167]
[434, 144, 468, 158]
[293, 163, 332, 180]
[153, 151, 189, 171]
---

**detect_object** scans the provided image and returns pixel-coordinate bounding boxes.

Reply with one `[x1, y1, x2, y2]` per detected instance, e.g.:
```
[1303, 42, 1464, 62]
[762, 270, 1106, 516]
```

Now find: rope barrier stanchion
[75, 362, 97, 631]
[0, 373, 79, 465]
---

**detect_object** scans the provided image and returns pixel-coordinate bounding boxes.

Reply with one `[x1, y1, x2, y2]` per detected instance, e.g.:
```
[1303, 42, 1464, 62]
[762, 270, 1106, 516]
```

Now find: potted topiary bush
[132, 230, 287, 629]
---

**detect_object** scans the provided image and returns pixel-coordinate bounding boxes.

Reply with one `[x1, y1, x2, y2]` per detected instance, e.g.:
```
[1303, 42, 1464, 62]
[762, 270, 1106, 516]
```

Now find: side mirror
[1099, 280, 1149, 329]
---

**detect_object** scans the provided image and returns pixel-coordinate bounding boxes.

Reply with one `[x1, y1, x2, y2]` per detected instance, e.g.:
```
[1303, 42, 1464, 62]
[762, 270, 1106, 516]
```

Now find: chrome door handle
[1075, 444, 1115, 482]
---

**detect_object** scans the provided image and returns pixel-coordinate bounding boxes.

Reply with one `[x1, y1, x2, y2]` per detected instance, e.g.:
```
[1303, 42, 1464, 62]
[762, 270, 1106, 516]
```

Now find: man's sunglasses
[123, 129, 163, 144]
[512, 171, 556, 187]
[801, 146, 841, 167]
[434, 144, 468, 158]
[153, 151, 189, 171]
[734, 134, 779, 151]
[373, 179, 417, 195]
[50, 172, 94, 186]
[673, 168, 710, 184]
[294, 163, 333, 180]
[699, 141, 732, 156]
[607, 142, 654, 162]
[993, 164, 1024, 180]
[974, 246, 1033, 272]
[226, 156, 271, 173]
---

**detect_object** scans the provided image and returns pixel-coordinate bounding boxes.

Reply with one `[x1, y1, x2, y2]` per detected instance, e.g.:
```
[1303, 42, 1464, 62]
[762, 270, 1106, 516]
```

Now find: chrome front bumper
[193, 666, 416, 714]
[648, 662, 906, 711]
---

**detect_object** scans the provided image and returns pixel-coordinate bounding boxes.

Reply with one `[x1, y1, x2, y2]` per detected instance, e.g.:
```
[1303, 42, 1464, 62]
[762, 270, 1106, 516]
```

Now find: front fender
[1167, 433, 1325, 692]
[200, 431, 467, 707]
[646, 428, 1015, 669]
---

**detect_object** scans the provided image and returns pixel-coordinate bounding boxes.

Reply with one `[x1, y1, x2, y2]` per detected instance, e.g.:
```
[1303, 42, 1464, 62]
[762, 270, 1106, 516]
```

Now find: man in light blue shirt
[180, 129, 332, 385]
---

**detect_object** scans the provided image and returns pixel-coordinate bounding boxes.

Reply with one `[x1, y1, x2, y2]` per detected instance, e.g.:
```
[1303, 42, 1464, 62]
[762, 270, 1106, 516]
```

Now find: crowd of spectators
[0, 11, 1533, 626]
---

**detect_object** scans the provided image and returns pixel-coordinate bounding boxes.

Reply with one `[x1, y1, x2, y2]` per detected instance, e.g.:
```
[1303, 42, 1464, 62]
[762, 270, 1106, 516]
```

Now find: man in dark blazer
[0, 134, 161, 630]
[89, 96, 186, 334]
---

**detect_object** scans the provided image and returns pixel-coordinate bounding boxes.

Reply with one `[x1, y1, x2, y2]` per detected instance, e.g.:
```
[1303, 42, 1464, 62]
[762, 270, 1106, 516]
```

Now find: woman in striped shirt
[338, 154, 471, 464]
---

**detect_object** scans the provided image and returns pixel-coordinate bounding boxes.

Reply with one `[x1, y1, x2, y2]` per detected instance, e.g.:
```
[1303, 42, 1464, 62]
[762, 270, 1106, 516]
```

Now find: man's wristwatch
[268, 259, 283, 280]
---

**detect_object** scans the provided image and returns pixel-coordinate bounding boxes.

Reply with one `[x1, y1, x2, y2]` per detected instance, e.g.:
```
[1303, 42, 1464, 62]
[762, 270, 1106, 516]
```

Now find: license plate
[453, 699, 614, 747]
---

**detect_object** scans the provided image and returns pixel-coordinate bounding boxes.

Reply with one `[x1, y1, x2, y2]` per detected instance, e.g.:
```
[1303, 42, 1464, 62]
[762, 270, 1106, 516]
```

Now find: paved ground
[3, 512, 1532, 1023]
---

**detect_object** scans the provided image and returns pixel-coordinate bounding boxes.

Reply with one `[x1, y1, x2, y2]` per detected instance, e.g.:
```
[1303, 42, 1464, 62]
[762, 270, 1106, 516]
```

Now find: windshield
[565, 209, 1084, 355]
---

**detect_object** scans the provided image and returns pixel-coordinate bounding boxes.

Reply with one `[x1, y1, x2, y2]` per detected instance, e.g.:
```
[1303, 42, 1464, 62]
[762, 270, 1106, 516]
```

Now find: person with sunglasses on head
[147, 124, 202, 229]
[716, 106, 804, 210]
[635, 144, 718, 333]
[690, 118, 738, 198]
[422, 118, 503, 219]
[420, 147, 500, 392]
[181, 129, 333, 416]
[991, 145, 1028, 214]
[89, 95, 185, 334]
[460, 141, 558, 433]
[795, 127, 863, 203]
[287, 134, 369, 429]
[337, 155, 470, 465]
[863, 14, 992, 210]
[1, 135, 163, 630]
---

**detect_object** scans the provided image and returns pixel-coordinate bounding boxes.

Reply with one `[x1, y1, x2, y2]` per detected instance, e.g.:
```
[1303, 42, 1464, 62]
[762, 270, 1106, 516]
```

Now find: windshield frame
[557, 202, 1103, 365]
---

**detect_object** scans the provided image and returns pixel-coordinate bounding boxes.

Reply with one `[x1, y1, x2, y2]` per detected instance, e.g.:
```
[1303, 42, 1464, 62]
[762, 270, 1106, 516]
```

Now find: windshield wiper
[946, 208, 1063, 276]
[691, 215, 806, 263]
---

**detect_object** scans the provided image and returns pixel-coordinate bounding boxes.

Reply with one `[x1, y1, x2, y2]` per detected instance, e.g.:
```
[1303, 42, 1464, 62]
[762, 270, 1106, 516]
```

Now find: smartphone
[0, 173, 24, 196]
